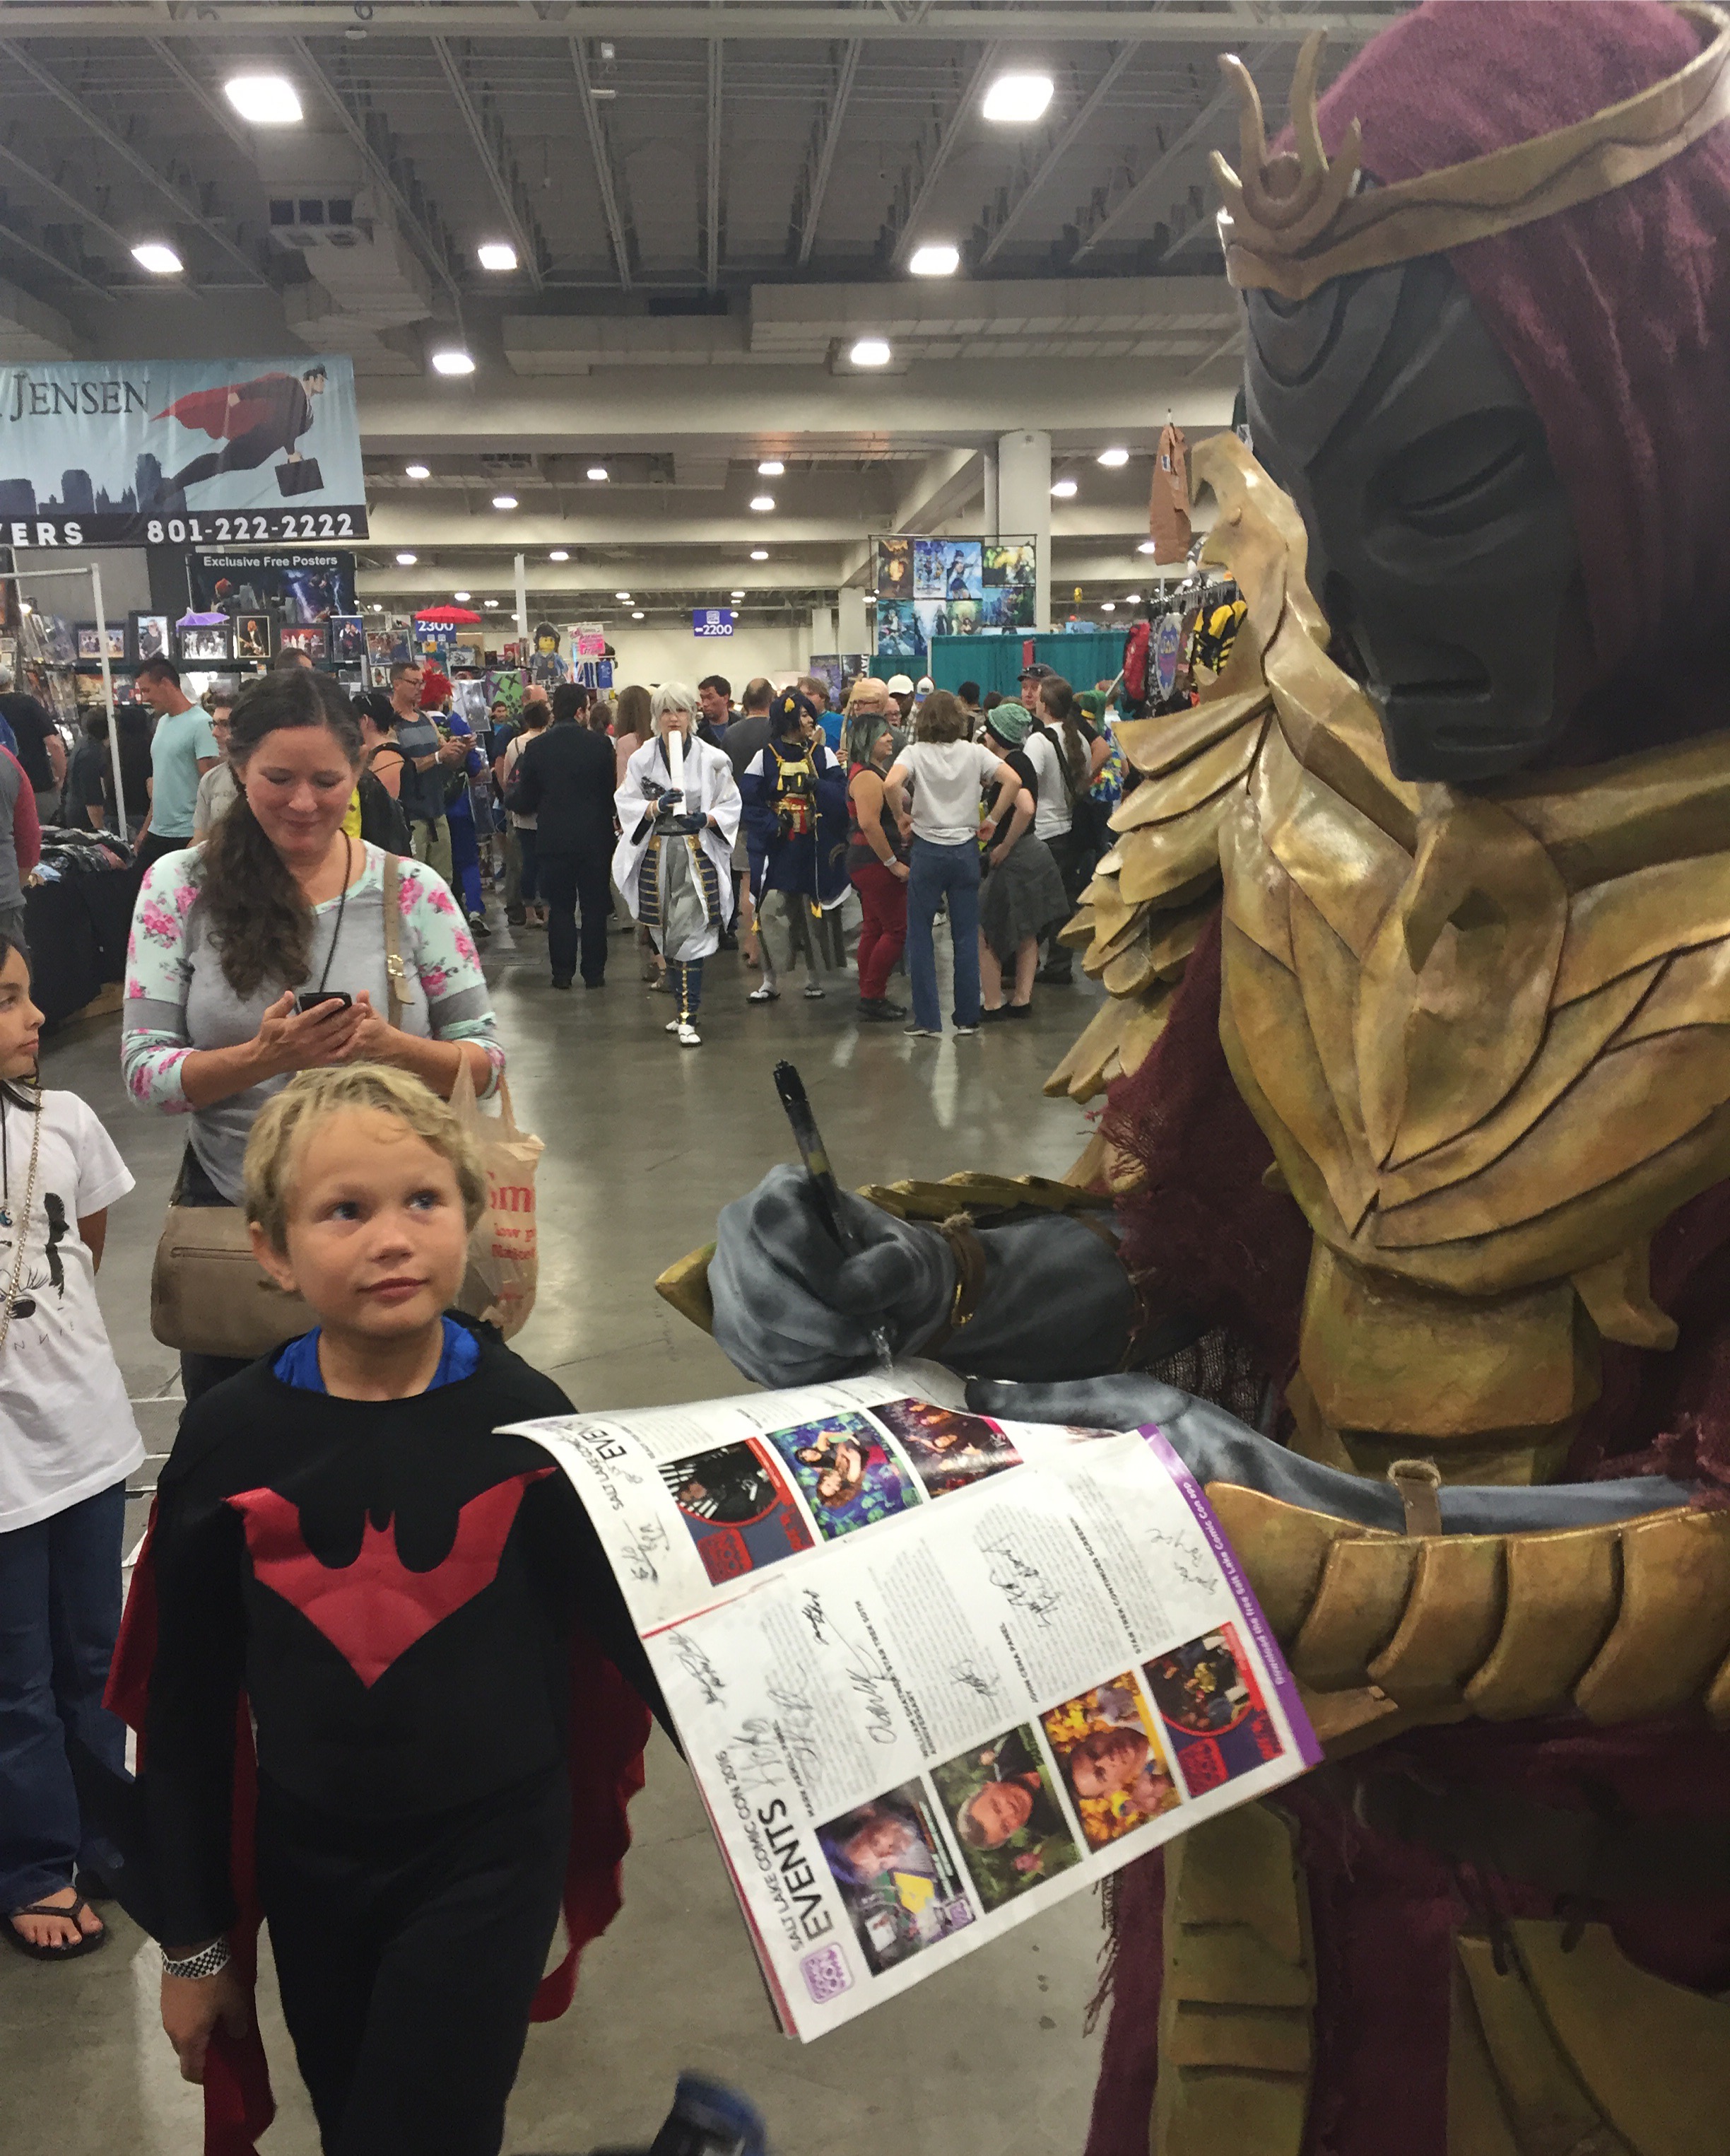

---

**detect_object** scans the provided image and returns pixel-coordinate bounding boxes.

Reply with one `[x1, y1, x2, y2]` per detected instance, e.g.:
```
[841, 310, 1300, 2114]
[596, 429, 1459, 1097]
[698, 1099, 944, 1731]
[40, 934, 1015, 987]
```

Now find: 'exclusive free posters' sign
[693, 609, 735, 638]
[0, 355, 369, 545]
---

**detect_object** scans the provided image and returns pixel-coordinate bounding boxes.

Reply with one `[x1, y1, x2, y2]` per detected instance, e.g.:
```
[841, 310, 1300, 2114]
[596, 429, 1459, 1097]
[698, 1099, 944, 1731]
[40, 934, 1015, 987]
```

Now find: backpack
[770, 738, 819, 838]
[357, 767, 412, 854]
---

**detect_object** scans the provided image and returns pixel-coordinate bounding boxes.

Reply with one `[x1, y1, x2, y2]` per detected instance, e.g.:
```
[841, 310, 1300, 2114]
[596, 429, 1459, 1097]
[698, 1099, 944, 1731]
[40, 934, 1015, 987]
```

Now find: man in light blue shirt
[136, 658, 217, 870]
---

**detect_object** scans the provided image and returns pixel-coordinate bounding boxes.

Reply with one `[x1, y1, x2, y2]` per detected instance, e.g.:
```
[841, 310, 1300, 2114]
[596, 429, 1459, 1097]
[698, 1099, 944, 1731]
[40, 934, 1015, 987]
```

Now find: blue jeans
[448, 807, 484, 919]
[906, 836, 982, 1032]
[0, 1482, 129, 1910]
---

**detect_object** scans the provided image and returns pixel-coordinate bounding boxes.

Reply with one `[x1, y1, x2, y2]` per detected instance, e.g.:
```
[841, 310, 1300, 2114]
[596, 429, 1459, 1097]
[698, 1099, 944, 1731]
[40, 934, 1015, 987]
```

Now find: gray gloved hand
[965, 1376, 1693, 1533]
[710, 1164, 953, 1388]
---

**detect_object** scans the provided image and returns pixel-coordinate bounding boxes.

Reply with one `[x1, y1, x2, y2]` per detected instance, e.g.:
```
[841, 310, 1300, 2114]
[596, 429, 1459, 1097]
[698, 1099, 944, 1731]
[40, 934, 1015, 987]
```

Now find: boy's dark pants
[257, 1764, 570, 2156]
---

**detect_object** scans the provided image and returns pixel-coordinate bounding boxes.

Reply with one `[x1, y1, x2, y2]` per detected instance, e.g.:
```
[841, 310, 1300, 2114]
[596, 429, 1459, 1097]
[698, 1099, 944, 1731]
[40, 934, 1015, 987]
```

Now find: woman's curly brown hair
[199, 669, 363, 998]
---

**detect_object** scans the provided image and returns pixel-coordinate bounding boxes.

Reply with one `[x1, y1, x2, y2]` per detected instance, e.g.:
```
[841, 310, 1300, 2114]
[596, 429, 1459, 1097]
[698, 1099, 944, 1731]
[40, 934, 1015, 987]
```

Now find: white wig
[650, 680, 697, 726]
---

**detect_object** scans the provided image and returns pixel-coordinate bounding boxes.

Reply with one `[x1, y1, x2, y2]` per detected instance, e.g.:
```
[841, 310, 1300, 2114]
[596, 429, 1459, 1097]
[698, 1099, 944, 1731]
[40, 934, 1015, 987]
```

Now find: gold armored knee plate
[1153, 1803, 1313, 2156]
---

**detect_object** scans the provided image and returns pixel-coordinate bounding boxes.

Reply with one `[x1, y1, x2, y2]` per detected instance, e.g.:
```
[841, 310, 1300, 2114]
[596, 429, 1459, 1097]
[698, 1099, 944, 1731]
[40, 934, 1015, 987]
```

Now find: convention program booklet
[506, 1366, 1320, 2040]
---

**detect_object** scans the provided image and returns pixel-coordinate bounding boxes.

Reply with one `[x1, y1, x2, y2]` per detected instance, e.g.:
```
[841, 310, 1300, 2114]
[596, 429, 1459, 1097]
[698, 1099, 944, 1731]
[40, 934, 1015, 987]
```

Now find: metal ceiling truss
[792, 36, 861, 266]
[290, 35, 466, 307]
[705, 3, 724, 293]
[886, 41, 1001, 269]
[430, 36, 550, 291]
[0, 194, 112, 303]
[976, 39, 1140, 269]
[0, 40, 268, 285]
[570, 35, 637, 288]
[0, 8, 1405, 42]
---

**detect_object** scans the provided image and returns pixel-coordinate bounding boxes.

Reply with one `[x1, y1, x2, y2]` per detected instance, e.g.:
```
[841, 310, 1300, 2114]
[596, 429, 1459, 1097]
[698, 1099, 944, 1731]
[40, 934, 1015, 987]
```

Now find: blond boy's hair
[243, 1064, 487, 1252]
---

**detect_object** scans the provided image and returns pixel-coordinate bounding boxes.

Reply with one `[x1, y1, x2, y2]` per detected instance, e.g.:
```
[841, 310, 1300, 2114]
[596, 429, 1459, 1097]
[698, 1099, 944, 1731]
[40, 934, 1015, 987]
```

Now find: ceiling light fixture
[1136, 540, 1159, 555]
[477, 241, 518, 272]
[730, 590, 745, 599]
[749, 493, 775, 512]
[371, 603, 382, 613]
[492, 494, 517, 510]
[454, 590, 471, 602]
[757, 459, 784, 477]
[587, 464, 608, 481]
[848, 336, 892, 368]
[1100, 600, 1117, 611]
[1097, 446, 1129, 468]
[549, 549, 570, 562]
[1125, 592, 1141, 603]
[615, 590, 631, 600]
[395, 551, 417, 566]
[749, 548, 769, 561]
[1051, 478, 1077, 498]
[404, 462, 430, 479]
[909, 242, 960, 276]
[631, 610, 645, 620]
[982, 72, 1053, 124]
[430, 348, 476, 377]
[132, 241, 183, 276]
[224, 74, 302, 125]
[483, 600, 500, 609]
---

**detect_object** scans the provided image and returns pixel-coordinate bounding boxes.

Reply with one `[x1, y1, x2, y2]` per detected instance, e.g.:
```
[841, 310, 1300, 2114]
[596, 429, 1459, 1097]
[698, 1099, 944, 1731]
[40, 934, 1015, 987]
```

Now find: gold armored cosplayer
[676, 7, 1730, 2151]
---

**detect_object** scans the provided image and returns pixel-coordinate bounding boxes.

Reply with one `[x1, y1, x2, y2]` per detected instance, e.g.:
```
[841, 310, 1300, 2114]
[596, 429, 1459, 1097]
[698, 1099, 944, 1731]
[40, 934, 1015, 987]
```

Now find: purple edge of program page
[1137, 1422, 1325, 1770]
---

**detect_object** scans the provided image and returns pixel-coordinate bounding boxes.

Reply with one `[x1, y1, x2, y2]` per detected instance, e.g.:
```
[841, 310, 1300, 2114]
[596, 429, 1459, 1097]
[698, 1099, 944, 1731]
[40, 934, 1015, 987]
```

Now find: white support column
[997, 429, 1051, 629]
[982, 447, 999, 541]
[837, 586, 869, 655]
[808, 603, 836, 655]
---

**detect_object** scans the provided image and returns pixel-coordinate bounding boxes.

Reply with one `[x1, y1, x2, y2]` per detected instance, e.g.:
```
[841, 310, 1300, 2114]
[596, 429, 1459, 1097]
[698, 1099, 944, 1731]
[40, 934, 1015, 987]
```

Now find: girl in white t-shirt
[882, 691, 1019, 1038]
[0, 934, 143, 1961]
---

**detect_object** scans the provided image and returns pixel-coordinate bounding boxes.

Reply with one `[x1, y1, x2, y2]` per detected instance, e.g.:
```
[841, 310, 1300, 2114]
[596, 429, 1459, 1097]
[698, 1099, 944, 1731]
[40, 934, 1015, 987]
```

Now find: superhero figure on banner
[671, 6, 1730, 2151]
[154, 366, 329, 508]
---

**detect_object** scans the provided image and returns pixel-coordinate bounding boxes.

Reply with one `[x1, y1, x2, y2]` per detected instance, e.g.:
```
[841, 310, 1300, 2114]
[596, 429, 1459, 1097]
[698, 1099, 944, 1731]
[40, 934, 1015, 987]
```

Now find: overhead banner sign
[0, 354, 369, 546]
[693, 608, 736, 638]
[186, 550, 358, 622]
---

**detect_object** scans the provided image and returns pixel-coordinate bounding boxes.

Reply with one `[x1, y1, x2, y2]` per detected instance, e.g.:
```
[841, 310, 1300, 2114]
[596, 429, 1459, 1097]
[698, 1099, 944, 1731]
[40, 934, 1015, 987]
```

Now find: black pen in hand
[772, 1060, 895, 1370]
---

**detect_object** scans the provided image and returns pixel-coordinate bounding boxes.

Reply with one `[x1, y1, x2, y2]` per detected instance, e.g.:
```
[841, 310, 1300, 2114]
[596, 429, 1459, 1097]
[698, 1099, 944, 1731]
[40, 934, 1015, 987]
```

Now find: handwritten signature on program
[979, 1531, 1063, 1627]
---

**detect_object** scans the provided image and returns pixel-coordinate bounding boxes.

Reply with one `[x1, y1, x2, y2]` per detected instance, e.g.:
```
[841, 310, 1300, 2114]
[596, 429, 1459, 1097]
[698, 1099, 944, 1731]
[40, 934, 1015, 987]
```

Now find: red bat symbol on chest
[225, 1467, 553, 1687]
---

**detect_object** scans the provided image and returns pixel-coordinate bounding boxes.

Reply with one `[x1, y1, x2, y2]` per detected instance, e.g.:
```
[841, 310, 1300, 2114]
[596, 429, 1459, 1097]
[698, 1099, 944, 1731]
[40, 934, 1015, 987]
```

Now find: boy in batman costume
[690, 6, 1730, 2150]
[96, 1066, 661, 2156]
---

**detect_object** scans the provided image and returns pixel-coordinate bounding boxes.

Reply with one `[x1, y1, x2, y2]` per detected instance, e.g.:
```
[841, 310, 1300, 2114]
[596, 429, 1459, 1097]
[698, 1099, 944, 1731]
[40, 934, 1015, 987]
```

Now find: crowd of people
[0, 634, 1126, 2156]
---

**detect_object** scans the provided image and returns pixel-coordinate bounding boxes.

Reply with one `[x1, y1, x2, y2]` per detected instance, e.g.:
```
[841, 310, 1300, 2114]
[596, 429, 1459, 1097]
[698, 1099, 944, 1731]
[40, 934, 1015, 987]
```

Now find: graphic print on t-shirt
[1, 1188, 71, 1318]
[227, 1466, 553, 1687]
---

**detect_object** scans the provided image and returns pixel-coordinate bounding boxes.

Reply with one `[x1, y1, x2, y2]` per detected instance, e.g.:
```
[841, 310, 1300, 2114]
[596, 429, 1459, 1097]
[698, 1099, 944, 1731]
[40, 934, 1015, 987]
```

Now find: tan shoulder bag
[149, 854, 411, 1359]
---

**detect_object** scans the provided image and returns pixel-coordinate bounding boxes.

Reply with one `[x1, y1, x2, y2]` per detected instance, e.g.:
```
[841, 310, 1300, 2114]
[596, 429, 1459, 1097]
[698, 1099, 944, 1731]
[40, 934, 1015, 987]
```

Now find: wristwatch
[161, 1938, 233, 1981]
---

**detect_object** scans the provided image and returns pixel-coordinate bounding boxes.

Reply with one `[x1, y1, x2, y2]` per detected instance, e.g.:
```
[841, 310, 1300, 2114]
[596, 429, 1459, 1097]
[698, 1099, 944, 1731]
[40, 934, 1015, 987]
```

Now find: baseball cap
[914, 675, 934, 697]
[1020, 660, 1056, 683]
[885, 674, 914, 694]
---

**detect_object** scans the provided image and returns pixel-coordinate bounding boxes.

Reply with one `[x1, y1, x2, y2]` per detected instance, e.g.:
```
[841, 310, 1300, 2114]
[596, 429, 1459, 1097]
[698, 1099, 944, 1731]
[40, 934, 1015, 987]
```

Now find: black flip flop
[5, 1891, 108, 1961]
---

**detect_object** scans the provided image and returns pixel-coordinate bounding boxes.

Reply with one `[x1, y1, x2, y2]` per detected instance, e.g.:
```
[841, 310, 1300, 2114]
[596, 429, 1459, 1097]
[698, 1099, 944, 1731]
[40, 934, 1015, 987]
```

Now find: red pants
[852, 860, 907, 1000]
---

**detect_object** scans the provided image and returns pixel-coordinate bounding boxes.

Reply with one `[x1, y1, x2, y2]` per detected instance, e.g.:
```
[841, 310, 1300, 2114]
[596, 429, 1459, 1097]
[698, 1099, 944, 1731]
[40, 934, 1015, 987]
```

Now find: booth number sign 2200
[143, 511, 360, 544]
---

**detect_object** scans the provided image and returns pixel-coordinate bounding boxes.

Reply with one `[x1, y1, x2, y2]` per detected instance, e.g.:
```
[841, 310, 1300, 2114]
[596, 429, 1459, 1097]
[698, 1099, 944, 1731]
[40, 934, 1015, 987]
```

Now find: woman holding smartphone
[122, 667, 503, 1399]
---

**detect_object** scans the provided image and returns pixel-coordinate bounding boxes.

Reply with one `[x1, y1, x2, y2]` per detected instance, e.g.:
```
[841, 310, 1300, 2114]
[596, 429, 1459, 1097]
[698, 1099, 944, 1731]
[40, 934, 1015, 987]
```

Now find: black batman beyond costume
[127, 1318, 666, 2156]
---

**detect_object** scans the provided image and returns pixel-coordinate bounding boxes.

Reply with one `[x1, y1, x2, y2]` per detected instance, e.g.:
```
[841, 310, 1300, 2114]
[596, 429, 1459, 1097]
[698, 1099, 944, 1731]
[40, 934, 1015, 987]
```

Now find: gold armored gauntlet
[1206, 1485, 1730, 1732]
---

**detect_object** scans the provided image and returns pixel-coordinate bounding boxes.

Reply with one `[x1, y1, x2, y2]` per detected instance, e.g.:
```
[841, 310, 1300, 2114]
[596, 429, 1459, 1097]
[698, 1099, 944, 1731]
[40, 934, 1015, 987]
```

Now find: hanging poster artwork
[187, 551, 358, 626]
[179, 619, 231, 664]
[130, 612, 169, 664]
[981, 544, 1037, 630]
[278, 622, 328, 663]
[0, 356, 368, 544]
[877, 537, 913, 604]
[233, 614, 271, 662]
[875, 536, 1035, 658]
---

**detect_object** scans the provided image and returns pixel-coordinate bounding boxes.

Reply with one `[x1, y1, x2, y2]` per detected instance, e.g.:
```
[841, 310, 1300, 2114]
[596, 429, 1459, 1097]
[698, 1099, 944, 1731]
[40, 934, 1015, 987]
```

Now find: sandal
[748, 985, 780, 1003]
[6, 1890, 107, 1962]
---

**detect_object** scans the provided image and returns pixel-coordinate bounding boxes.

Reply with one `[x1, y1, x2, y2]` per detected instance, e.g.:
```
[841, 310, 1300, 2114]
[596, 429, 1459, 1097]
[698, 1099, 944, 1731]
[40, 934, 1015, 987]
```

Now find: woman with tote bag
[122, 667, 506, 1400]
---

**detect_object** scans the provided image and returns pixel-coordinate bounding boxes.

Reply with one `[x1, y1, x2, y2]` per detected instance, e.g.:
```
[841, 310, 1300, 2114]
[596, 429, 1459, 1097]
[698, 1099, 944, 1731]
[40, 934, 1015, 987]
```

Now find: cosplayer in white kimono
[612, 680, 742, 1046]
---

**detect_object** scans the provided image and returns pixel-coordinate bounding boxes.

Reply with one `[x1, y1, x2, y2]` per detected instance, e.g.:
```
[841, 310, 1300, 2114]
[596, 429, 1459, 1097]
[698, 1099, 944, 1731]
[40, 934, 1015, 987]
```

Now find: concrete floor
[4, 906, 1113, 2155]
